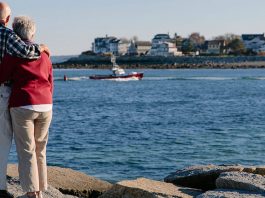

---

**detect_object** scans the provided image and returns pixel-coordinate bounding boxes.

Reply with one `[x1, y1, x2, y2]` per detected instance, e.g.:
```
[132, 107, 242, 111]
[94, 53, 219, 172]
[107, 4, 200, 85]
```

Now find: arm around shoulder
[6, 32, 41, 59]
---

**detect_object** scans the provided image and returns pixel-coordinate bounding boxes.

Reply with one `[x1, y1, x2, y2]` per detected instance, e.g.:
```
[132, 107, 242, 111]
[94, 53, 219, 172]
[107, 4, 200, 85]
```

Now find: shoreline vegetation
[53, 55, 265, 69]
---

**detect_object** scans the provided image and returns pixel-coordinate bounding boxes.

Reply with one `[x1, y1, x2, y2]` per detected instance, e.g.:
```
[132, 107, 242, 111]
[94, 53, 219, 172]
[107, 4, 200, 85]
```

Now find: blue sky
[5, 0, 265, 55]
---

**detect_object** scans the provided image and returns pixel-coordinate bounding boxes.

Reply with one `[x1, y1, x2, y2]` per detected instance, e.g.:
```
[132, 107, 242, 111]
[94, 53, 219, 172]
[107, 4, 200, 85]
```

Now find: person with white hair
[0, 2, 50, 198]
[0, 16, 53, 198]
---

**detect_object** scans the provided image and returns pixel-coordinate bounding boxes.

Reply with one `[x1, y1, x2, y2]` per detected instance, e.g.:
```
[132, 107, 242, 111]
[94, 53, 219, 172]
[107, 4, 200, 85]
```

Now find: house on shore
[148, 34, 182, 56]
[201, 40, 226, 55]
[242, 34, 265, 54]
[127, 41, 152, 56]
[110, 39, 130, 56]
[92, 36, 116, 54]
[92, 36, 129, 55]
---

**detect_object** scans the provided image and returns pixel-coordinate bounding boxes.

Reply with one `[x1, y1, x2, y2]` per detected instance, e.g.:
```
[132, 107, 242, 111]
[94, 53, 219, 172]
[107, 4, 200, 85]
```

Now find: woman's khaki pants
[10, 107, 52, 192]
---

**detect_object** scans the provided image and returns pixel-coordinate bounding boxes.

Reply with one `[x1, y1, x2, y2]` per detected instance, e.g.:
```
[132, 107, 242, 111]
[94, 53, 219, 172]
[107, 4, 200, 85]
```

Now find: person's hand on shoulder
[40, 44, 50, 57]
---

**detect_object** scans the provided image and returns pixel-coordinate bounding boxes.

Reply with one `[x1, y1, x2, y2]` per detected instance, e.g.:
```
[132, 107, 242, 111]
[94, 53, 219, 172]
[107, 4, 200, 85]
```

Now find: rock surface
[216, 171, 265, 193]
[164, 164, 244, 190]
[99, 178, 202, 198]
[254, 166, 265, 176]
[197, 189, 265, 198]
[8, 164, 112, 198]
[243, 167, 256, 174]
[7, 176, 77, 198]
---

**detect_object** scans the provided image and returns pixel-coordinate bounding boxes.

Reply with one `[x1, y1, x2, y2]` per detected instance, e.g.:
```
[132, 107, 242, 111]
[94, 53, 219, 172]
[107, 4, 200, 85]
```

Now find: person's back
[1, 16, 53, 198]
[0, 2, 47, 197]
[1, 52, 53, 108]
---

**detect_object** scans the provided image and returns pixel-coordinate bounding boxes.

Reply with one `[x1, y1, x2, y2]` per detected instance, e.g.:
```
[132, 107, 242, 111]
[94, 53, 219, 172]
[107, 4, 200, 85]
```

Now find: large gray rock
[197, 189, 265, 198]
[7, 176, 77, 198]
[99, 178, 202, 198]
[216, 171, 265, 193]
[8, 164, 112, 198]
[164, 165, 244, 190]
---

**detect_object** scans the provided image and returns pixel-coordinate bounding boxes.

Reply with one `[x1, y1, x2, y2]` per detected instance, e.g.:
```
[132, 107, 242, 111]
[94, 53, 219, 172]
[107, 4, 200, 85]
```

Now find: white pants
[0, 86, 12, 190]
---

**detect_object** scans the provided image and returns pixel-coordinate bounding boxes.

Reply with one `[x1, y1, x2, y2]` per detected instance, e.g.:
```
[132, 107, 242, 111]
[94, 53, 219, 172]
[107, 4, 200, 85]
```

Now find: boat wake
[54, 76, 90, 81]
[103, 77, 141, 81]
[143, 76, 265, 81]
[143, 77, 236, 81]
[54, 76, 265, 81]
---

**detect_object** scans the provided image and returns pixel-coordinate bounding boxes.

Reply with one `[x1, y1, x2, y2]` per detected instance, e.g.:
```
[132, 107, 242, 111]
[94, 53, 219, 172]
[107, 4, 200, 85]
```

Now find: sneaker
[0, 190, 14, 198]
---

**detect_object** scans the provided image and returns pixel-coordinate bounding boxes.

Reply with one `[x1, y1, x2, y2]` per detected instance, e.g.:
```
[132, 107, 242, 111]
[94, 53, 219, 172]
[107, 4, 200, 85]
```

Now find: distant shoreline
[53, 55, 265, 69]
[53, 61, 265, 69]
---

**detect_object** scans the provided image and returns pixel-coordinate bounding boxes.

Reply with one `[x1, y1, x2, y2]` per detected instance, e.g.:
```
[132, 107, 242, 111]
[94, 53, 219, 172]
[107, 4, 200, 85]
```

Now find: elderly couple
[0, 2, 53, 198]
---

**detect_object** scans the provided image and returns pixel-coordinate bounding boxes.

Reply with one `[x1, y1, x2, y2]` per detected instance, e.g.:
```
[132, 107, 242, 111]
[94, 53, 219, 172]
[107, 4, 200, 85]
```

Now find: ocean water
[9, 69, 265, 183]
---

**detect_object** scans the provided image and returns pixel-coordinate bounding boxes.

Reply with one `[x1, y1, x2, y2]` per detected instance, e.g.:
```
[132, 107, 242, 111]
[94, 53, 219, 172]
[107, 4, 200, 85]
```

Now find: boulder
[255, 166, 265, 176]
[164, 164, 244, 190]
[7, 176, 77, 198]
[99, 178, 202, 198]
[197, 189, 265, 198]
[243, 167, 256, 174]
[216, 172, 265, 193]
[8, 164, 112, 198]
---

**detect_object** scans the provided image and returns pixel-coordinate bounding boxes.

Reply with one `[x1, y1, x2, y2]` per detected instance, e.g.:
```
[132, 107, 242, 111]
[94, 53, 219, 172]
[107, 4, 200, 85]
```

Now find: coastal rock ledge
[99, 178, 202, 198]
[7, 176, 77, 198]
[164, 164, 244, 190]
[164, 164, 265, 198]
[7, 164, 265, 198]
[7, 164, 112, 198]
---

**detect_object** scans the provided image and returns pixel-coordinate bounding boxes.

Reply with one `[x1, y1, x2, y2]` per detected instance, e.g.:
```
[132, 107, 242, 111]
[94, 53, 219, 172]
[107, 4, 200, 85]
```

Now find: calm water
[9, 69, 265, 182]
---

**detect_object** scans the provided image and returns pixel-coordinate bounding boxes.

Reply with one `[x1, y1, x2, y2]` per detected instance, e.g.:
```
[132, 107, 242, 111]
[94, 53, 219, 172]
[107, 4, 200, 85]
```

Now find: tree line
[179, 32, 250, 55]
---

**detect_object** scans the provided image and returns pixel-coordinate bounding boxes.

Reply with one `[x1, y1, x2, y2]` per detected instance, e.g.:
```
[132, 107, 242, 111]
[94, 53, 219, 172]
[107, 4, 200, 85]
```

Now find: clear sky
[5, 0, 265, 55]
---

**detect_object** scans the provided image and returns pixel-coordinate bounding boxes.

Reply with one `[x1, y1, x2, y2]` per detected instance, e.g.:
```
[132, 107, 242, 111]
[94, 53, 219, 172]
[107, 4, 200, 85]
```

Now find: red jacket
[0, 52, 53, 108]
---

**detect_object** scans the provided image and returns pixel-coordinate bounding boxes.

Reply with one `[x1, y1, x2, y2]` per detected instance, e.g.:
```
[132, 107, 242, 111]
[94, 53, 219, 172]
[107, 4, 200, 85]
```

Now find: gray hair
[13, 16, 36, 40]
[0, 3, 11, 20]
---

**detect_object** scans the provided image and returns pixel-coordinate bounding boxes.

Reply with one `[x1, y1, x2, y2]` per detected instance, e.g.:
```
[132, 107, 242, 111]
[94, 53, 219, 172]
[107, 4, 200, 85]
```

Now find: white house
[109, 39, 130, 55]
[92, 36, 129, 55]
[242, 34, 265, 53]
[148, 34, 182, 56]
[92, 36, 116, 54]
[127, 41, 152, 56]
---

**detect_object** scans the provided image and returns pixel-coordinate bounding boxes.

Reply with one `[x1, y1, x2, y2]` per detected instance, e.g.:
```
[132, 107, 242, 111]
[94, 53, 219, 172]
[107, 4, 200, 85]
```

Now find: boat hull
[89, 73, 144, 80]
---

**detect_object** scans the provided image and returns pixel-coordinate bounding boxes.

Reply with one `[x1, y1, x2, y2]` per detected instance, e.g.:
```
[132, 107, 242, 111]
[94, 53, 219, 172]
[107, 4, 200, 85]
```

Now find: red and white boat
[89, 55, 143, 81]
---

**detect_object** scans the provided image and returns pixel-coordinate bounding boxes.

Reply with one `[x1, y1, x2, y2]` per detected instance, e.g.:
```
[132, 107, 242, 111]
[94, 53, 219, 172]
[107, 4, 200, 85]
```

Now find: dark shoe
[0, 190, 14, 198]
[25, 192, 38, 198]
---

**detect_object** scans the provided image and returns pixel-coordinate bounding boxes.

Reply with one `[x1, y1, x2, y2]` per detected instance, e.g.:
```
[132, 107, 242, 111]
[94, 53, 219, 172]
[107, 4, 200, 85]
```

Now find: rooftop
[154, 34, 171, 39]
[242, 34, 265, 41]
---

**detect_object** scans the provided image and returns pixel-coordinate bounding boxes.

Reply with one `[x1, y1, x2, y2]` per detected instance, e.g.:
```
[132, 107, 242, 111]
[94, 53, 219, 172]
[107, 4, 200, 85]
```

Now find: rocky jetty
[7, 176, 77, 198]
[164, 164, 244, 190]
[7, 164, 112, 198]
[6, 164, 265, 198]
[164, 164, 265, 198]
[99, 178, 202, 198]
[197, 190, 265, 198]
[53, 55, 265, 69]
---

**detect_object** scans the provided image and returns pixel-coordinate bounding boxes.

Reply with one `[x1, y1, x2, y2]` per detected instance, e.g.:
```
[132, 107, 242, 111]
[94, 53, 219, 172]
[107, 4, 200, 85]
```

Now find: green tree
[227, 38, 246, 55]
[181, 39, 195, 53]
